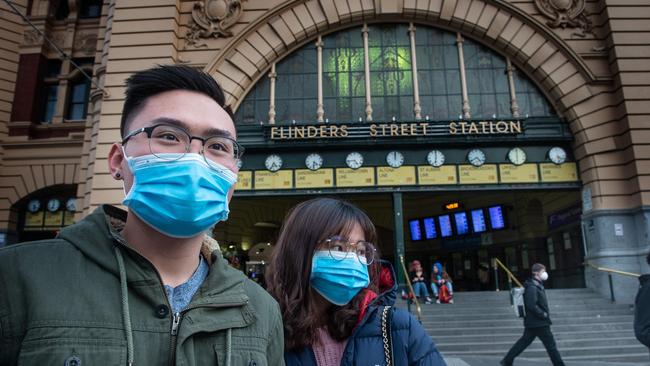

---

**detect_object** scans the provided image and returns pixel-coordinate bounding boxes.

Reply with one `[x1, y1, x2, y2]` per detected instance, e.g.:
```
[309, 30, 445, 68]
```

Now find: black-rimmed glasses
[323, 235, 376, 265]
[121, 123, 244, 170]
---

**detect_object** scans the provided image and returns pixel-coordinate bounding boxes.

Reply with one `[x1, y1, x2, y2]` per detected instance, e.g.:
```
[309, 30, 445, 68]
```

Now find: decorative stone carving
[185, 0, 246, 48]
[534, 0, 593, 37]
[51, 32, 66, 49]
[75, 31, 97, 54]
[23, 30, 43, 46]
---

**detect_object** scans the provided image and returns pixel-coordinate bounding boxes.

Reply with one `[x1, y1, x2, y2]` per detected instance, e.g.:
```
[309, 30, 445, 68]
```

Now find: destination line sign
[267, 120, 524, 140]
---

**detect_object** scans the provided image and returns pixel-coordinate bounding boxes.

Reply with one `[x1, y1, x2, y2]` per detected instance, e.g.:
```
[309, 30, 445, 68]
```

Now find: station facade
[0, 0, 648, 303]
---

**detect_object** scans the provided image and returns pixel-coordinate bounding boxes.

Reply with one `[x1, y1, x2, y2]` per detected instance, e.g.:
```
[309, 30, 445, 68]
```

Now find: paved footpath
[443, 356, 650, 366]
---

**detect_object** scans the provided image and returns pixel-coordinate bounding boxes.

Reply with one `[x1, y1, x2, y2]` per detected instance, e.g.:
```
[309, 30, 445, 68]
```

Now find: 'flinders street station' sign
[267, 120, 524, 140]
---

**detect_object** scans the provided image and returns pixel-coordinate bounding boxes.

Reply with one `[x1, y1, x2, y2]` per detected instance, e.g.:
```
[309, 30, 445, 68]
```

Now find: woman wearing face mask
[266, 197, 446, 366]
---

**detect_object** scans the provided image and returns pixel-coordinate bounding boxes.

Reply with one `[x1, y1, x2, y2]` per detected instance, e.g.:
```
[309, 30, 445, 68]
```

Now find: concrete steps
[396, 289, 648, 364]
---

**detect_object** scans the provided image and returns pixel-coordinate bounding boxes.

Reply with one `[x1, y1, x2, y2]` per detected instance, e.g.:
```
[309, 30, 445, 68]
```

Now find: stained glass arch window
[234, 24, 555, 125]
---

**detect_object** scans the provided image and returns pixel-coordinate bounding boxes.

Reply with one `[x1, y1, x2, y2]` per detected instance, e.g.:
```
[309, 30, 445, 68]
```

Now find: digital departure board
[423, 217, 437, 239]
[489, 205, 506, 230]
[438, 215, 453, 238]
[409, 219, 423, 241]
[471, 209, 487, 233]
[454, 212, 469, 235]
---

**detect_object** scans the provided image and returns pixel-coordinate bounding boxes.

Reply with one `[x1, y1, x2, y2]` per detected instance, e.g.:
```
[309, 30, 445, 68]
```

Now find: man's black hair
[120, 64, 234, 137]
[531, 263, 546, 273]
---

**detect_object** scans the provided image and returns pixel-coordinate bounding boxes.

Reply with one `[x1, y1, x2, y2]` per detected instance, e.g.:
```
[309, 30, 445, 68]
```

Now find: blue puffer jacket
[285, 262, 447, 366]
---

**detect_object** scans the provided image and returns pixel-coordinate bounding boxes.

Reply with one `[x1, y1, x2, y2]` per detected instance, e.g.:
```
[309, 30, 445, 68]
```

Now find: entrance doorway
[216, 189, 584, 291]
[212, 193, 396, 287]
[403, 190, 584, 291]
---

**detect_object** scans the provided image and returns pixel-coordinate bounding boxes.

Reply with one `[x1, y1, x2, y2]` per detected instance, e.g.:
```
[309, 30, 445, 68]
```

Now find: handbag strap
[381, 305, 393, 366]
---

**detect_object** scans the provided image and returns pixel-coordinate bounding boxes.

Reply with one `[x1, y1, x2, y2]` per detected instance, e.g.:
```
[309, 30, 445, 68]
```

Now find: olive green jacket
[0, 205, 284, 366]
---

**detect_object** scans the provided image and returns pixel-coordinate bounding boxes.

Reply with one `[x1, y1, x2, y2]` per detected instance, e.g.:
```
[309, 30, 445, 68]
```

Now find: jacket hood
[56, 205, 247, 297]
[432, 262, 443, 277]
[374, 260, 397, 306]
[525, 277, 544, 289]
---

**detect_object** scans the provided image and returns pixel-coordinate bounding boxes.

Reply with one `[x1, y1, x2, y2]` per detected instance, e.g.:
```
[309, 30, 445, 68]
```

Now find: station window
[274, 47, 317, 123]
[416, 29, 461, 120]
[322, 29, 366, 123]
[235, 23, 557, 125]
[66, 79, 91, 120]
[41, 60, 62, 123]
[79, 0, 102, 18]
[65, 58, 93, 121]
[52, 0, 69, 20]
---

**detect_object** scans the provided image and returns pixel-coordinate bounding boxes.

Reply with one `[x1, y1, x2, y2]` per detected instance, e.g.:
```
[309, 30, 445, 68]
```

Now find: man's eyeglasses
[322, 235, 376, 265]
[121, 123, 244, 170]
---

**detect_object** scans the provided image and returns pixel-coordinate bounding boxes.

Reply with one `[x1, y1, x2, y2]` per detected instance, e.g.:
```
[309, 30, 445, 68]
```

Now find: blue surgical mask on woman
[123, 152, 237, 238]
[310, 250, 370, 306]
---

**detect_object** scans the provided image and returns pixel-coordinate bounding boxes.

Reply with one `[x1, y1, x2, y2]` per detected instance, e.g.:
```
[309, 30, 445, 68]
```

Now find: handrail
[494, 258, 524, 288]
[398, 255, 422, 322]
[584, 261, 640, 278]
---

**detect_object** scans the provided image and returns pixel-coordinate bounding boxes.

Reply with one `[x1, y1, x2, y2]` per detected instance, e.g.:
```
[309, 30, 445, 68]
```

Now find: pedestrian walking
[501, 263, 565, 366]
[635, 251, 650, 358]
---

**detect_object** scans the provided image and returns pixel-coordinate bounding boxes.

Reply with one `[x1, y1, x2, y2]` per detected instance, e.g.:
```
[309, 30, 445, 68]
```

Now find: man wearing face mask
[0, 65, 284, 366]
[501, 263, 565, 366]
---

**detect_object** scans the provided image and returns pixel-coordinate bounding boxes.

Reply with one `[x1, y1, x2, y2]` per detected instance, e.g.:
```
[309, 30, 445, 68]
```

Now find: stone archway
[204, 0, 596, 140]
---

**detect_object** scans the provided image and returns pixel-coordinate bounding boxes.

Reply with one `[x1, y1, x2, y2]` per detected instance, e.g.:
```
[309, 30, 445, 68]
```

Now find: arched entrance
[206, 17, 588, 291]
[9, 184, 78, 244]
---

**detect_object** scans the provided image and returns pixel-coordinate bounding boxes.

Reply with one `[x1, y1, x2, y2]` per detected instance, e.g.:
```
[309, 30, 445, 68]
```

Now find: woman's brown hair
[266, 197, 380, 351]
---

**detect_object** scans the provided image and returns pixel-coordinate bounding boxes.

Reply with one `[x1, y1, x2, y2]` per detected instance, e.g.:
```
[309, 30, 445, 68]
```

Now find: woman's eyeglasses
[323, 235, 376, 265]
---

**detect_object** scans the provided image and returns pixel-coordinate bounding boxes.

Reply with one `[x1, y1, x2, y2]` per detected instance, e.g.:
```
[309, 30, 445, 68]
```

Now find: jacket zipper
[111, 233, 181, 365]
[110, 232, 250, 364]
[166, 300, 249, 366]
[169, 312, 181, 366]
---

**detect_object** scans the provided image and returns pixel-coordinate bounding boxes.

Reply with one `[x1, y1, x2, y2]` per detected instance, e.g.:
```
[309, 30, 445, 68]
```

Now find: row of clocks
[262, 147, 568, 172]
[27, 198, 76, 213]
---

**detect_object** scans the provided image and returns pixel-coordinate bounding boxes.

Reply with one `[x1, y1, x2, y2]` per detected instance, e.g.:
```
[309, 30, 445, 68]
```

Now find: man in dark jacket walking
[635, 251, 650, 357]
[501, 263, 565, 366]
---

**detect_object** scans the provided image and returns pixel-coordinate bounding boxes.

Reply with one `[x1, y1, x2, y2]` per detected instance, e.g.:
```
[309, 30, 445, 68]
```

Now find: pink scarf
[312, 327, 348, 366]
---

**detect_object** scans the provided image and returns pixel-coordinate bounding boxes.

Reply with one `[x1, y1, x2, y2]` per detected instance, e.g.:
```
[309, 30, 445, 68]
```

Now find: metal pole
[508, 277, 513, 305]
[408, 23, 422, 119]
[268, 63, 277, 124]
[608, 273, 615, 303]
[493, 258, 500, 292]
[362, 24, 373, 121]
[316, 36, 324, 122]
[456, 33, 471, 119]
[393, 192, 405, 285]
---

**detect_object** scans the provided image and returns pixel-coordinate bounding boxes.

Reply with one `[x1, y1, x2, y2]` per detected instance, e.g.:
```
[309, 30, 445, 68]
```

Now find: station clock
[427, 150, 445, 167]
[345, 152, 364, 170]
[467, 149, 486, 167]
[27, 199, 40, 213]
[264, 154, 283, 172]
[548, 147, 567, 165]
[47, 198, 61, 212]
[507, 147, 526, 166]
[305, 153, 323, 171]
[66, 198, 77, 212]
[386, 151, 404, 168]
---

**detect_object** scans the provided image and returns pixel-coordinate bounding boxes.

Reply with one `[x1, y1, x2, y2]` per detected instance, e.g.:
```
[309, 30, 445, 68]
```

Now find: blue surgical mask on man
[123, 152, 237, 238]
[310, 250, 370, 306]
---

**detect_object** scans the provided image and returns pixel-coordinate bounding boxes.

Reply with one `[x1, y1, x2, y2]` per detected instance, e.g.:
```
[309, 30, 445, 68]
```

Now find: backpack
[512, 287, 526, 318]
[439, 283, 453, 304]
